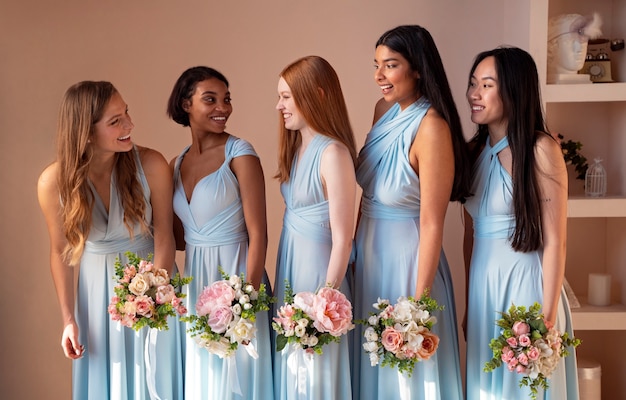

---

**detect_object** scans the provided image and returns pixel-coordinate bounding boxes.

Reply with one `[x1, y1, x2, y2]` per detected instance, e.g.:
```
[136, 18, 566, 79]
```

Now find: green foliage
[558, 133, 588, 180]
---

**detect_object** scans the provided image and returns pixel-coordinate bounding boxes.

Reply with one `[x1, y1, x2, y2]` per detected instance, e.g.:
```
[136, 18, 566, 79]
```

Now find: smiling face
[374, 45, 420, 110]
[276, 76, 307, 132]
[185, 78, 232, 134]
[467, 56, 507, 136]
[91, 91, 134, 153]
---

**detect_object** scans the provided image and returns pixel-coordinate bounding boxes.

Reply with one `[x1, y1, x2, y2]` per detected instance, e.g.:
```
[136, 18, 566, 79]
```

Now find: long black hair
[468, 47, 551, 252]
[376, 25, 471, 202]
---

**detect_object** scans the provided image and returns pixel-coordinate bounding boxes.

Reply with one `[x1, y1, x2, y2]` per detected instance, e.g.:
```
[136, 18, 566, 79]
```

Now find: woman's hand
[61, 321, 84, 359]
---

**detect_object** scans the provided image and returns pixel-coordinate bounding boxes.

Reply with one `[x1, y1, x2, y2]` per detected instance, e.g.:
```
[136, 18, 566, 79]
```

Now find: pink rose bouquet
[360, 293, 441, 377]
[484, 302, 581, 399]
[108, 251, 191, 331]
[272, 280, 354, 355]
[182, 268, 274, 359]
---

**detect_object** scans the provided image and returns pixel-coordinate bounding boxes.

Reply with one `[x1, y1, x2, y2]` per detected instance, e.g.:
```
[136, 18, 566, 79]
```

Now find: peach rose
[416, 330, 439, 360]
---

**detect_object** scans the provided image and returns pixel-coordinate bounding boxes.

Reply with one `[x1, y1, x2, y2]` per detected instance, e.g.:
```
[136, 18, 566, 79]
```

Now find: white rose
[295, 325, 306, 337]
[152, 268, 170, 286]
[244, 284, 254, 294]
[297, 318, 309, 327]
[368, 315, 379, 326]
[369, 352, 380, 366]
[308, 335, 318, 346]
[363, 341, 379, 353]
[243, 303, 252, 310]
[229, 275, 242, 290]
[232, 303, 242, 316]
[364, 327, 378, 342]
[227, 317, 256, 343]
[205, 336, 233, 358]
[128, 274, 150, 295]
[239, 294, 250, 305]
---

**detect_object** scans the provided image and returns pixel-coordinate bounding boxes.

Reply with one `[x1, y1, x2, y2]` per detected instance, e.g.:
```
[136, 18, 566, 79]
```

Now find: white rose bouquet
[483, 302, 581, 399]
[181, 267, 274, 359]
[360, 293, 442, 377]
[108, 251, 191, 331]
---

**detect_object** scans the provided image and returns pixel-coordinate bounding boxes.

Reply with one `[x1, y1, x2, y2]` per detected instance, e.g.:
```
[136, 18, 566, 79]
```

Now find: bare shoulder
[38, 162, 59, 192]
[136, 146, 169, 172]
[534, 132, 562, 159]
[373, 98, 394, 124]
[322, 140, 352, 163]
[417, 107, 451, 139]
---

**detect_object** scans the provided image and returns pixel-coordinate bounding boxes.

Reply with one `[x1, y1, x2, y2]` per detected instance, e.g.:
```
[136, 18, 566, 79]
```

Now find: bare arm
[462, 208, 474, 337]
[141, 148, 176, 275]
[411, 110, 455, 298]
[535, 135, 568, 327]
[37, 163, 84, 359]
[168, 157, 186, 253]
[321, 142, 356, 288]
[231, 154, 268, 289]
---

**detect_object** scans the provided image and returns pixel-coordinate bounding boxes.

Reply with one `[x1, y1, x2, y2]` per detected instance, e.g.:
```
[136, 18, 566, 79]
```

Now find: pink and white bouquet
[108, 251, 191, 331]
[484, 302, 581, 399]
[272, 280, 354, 355]
[360, 294, 441, 377]
[181, 268, 274, 359]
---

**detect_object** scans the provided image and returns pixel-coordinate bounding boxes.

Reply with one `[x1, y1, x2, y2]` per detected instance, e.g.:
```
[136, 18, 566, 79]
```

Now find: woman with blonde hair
[38, 81, 183, 399]
[273, 55, 356, 400]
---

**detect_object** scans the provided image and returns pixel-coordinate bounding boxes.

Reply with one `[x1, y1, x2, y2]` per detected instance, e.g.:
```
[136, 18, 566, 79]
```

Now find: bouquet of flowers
[360, 294, 441, 377]
[108, 251, 191, 331]
[483, 302, 581, 399]
[181, 268, 274, 359]
[272, 281, 354, 355]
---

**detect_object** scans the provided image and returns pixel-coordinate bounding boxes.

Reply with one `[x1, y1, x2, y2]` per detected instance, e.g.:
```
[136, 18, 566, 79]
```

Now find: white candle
[588, 273, 611, 306]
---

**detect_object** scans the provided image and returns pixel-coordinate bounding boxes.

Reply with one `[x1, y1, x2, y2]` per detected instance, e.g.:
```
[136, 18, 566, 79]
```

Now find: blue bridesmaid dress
[464, 136, 579, 400]
[173, 135, 274, 400]
[352, 98, 463, 400]
[272, 134, 353, 400]
[74, 147, 184, 400]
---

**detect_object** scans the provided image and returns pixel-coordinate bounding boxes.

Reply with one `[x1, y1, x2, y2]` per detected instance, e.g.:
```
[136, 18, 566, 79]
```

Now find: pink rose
[506, 357, 519, 371]
[506, 336, 518, 347]
[512, 321, 530, 336]
[518, 334, 531, 347]
[416, 330, 440, 360]
[121, 314, 137, 328]
[196, 281, 236, 316]
[381, 327, 404, 354]
[515, 364, 527, 374]
[527, 346, 540, 361]
[517, 352, 529, 366]
[501, 347, 514, 363]
[138, 259, 153, 273]
[208, 305, 234, 334]
[156, 284, 176, 304]
[134, 295, 155, 317]
[274, 304, 296, 330]
[311, 288, 354, 336]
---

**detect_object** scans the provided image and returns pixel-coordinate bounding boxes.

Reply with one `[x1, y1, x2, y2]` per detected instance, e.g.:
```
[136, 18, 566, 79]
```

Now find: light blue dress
[273, 134, 353, 400]
[173, 135, 274, 400]
[74, 147, 184, 400]
[352, 98, 463, 400]
[464, 136, 579, 400]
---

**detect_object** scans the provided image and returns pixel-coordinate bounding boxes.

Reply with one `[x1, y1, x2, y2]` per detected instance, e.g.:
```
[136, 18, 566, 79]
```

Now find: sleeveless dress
[352, 98, 463, 400]
[74, 147, 184, 400]
[173, 135, 274, 400]
[464, 136, 579, 400]
[272, 134, 353, 400]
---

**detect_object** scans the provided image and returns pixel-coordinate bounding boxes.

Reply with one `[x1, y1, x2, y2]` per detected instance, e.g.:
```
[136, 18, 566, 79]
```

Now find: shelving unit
[526, 0, 626, 398]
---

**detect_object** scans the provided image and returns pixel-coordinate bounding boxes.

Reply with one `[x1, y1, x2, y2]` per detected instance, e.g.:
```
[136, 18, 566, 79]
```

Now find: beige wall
[1, 1, 528, 398]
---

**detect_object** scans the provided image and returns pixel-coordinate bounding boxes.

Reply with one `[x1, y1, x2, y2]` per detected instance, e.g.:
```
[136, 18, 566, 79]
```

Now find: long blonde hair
[275, 56, 356, 182]
[56, 81, 148, 265]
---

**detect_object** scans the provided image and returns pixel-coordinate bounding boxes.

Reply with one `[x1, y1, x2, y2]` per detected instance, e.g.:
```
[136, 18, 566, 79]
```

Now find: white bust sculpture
[547, 13, 602, 84]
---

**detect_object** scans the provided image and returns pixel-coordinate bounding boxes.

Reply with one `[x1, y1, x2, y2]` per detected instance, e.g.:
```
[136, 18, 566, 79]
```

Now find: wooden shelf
[571, 297, 626, 330]
[544, 82, 626, 103]
[567, 196, 626, 218]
